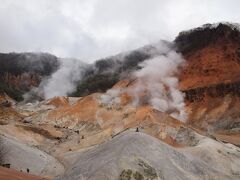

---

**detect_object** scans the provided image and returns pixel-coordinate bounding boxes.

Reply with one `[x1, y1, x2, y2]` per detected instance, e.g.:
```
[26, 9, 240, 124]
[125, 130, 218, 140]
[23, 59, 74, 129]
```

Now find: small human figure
[136, 127, 139, 132]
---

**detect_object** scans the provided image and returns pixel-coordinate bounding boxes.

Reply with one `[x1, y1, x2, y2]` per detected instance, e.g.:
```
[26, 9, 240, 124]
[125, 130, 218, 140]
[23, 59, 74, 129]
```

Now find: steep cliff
[175, 23, 240, 137]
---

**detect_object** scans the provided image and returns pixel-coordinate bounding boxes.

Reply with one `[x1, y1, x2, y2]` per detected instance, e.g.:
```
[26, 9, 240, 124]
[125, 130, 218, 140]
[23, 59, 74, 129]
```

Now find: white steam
[42, 58, 89, 99]
[100, 89, 122, 107]
[132, 50, 186, 121]
[100, 42, 187, 121]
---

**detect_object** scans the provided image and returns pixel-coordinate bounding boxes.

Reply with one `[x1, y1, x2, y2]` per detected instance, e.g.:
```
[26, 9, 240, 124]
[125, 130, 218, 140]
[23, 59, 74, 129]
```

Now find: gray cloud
[0, 0, 240, 61]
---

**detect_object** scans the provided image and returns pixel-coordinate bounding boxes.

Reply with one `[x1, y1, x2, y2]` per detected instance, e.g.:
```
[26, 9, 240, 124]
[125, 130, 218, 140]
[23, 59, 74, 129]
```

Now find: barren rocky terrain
[1, 23, 240, 180]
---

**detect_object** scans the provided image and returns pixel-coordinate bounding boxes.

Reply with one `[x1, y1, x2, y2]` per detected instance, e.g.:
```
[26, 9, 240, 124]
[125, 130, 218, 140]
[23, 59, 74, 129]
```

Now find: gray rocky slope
[58, 130, 240, 180]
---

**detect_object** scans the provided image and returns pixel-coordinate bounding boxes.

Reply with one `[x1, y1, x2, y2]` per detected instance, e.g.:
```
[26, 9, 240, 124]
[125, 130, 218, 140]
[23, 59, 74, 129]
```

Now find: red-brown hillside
[175, 23, 240, 144]
[177, 23, 240, 90]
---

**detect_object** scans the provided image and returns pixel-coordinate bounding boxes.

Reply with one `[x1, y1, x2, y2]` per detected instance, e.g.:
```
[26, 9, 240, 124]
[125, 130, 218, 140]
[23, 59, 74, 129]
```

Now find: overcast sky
[0, 0, 239, 61]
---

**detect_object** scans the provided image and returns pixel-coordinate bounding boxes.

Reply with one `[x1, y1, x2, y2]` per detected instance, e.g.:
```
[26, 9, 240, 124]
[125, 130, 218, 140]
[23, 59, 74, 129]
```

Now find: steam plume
[132, 49, 186, 121]
[101, 42, 187, 121]
[41, 58, 89, 99]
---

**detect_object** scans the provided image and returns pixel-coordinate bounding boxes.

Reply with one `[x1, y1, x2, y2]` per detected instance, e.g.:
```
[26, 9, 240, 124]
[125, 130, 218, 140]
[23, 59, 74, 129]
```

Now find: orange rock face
[0, 94, 22, 124]
[42, 91, 189, 148]
[46, 96, 69, 108]
[176, 24, 240, 145]
[47, 94, 100, 125]
[0, 167, 48, 180]
[179, 38, 240, 90]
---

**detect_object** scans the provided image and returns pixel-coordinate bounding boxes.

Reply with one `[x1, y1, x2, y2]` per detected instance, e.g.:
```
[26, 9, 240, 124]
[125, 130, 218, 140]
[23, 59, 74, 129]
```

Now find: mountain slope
[176, 23, 240, 90]
[59, 131, 239, 180]
[174, 24, 240, 137]
[0, 52, 59, 101]
[71, 40, 173, 97]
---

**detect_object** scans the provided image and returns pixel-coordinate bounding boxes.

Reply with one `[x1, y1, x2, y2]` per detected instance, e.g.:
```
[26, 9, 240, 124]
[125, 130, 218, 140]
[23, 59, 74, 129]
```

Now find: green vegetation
[119, 169, 133, 180]
[0, 52, 60, 101]
[71, 74, 119, 97]
[0, 40, 161, 100]
[138, 160, 158, 179]
[133, 171, 144, 180]
[0, 82, 23, 101]
[71, 50, 150, 97]
[0, 52, 59, 76]
[119, 169, 147, 180]
[175, 23, 240, 54]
